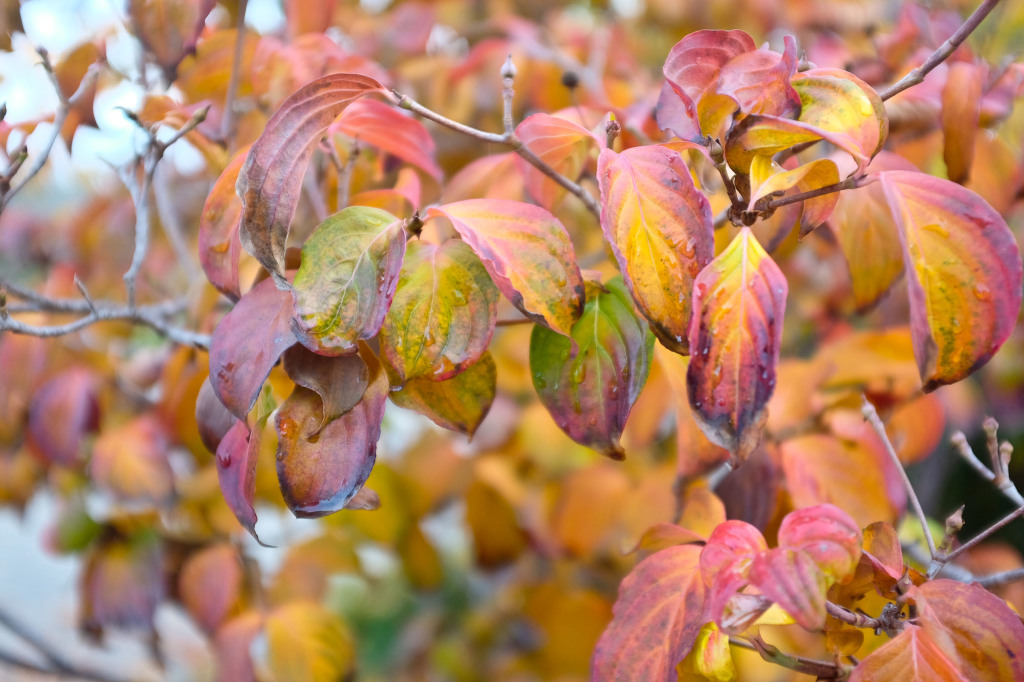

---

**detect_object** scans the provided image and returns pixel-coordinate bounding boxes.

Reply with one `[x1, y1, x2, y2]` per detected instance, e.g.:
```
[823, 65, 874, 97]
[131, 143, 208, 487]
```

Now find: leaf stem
[762, 175, 865, 211]
[740, 634, 845, 678]
[862, 396, 937, 559]
[879, 0, 1003, 101]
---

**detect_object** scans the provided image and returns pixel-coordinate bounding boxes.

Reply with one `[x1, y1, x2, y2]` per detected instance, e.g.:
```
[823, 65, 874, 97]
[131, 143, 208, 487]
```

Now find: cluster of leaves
[2, 0, 1024, 679]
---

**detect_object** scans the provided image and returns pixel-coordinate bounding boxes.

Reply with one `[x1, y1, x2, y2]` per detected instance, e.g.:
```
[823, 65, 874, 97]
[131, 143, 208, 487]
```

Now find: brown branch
[862, 396, 938, 559]
[761, 175, 866, 211]
[743, 634, 844, 679]
[220, 0, 249, 142]
[879, 0, 1003, 101]
[936, 504, 1024, 569]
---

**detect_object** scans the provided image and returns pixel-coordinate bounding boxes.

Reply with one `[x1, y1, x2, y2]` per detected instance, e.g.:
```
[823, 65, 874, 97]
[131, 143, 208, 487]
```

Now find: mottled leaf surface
[291, 206, 406, 356]
[275, 358, 388, 518]
[592, 544, 708, 682]
[879, 171, 1023, 390]
[530, 278, 654, 459]
[687, 227, 787, 461]
[598, 145, 714, 354]
[389, 352, 496, 437]
[429, 199, 584, 337]
[380, 239, 498, 382]
[209, 276, 298, 420]
[237, 73, 385, 283]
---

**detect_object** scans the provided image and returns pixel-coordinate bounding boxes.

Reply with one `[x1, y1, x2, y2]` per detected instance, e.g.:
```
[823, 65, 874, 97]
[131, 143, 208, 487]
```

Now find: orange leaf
[777, 504, 862, 585]
[879, 171, 1023, 390]
[941, 62, 983, 183]
[687, 228, 787, 461]
[199, 145, 250, 301]
[592, 545, 708, 681]
[179, 544, 242, 636]
[850, 625, 969, 682]
[333, 98, 443, 180]
[514, 112, 600, 210]
[749, 547, 827, 631]
[598, 145, 714, 354]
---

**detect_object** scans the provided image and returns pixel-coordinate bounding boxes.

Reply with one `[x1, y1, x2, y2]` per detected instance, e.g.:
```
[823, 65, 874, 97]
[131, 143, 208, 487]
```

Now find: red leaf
[598, 145, 714, 354]
[863, 521, 905, 584]
[592, 545, 708, 682]
[195, 377, 235, 454]
[80, 534, 164, 639]
[664, 30, 755, 105]
[878, 171, 1023, 390]
[237, 73, 386, 284]
[199, 145, 249, 300]
[216, 420, 266, 545]
[687, 228, 787, 461]
[179, 544, 242, 636]
[941, 62, 983, 184]
[749, 547, 827, 631]
[27, 367, 99, 466]
[332, 98, 443, 180]
[777, 504, 862, 584]
[718, 36, 801, 118]
[699, 520, 768, 623]
[275, 362, 388, 518]
[429, 199, 585, 337]
[209, 277, 298, 420]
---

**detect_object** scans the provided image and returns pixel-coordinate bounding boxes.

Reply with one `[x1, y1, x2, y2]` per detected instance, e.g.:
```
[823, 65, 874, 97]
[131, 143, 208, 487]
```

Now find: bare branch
[761, 175, 867, 211]
[879, 0, 1003, 101]
[745, 633, 844, 678]
[975, 567, 1024, 588]
[936, 504, 1024, 569]
[862, 396, 937, 559]
[220, 0, 249, 142]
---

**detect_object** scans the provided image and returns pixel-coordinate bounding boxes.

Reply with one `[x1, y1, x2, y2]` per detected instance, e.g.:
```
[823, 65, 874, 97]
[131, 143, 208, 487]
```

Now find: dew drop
[572, 363, 587, 385]
[923, 223, 949, 238]
[452, 289, 467, 306]
[973, 283, 992, 302]
[560, 348, 571, 362]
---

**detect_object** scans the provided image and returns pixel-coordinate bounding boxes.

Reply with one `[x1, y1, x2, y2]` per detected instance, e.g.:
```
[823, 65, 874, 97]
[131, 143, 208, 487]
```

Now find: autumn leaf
[259, 602, 355, 682]
[699, 520, 768, 625]
[878, 171, 1023, 390]
[80, 533, 163, 639]
[291, 206, 405, 356]
[941, 62, 983, 184]
[748, 548, 827, 631]
[513, 112, 600, 210]
[663, 29, 755, 105]
[216, 385, 275, 545]
[687, 227, 787, 461]
[592, 544, 708, 682]
[332, 98, 443, 180]
[748, 155, 840, 235]
[90, 415, 174, 507]
[282, 344, 369, 432]
[862, 521, 905, 586]
[199, 145, 250, 301]
[380, 239, 498, 383]
[597, 145, 714, 354]
[850, 625, 969, 682]
[237, 73, 386, 284]
[718, 36, 800, 118]
[530, 277, 654, 459]
[128, 0, 215, 79]
[179, 544, 243, 636]
[428, 199, 584, 337]
[27, 367, 99, 467]
[275, 357, 388, 518]
[776, 504, 862, 584]
[389, 352, 496, 436]
[209, 276, 298, 420]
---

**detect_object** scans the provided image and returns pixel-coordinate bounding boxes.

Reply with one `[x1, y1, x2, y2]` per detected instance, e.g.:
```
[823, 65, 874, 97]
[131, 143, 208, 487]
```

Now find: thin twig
[220, 0, 249, 142]
[762, 175, 866, 211]
[937, 504, 1024, 568]
[862, 396, 938, 559]
[336, 140, 359, 211]
[501, 54, 516, 137]
[0, 50, 100, 214]
[975, 567, 1024, 588]
[496, 317, 532, 327]
[745, 634, 843, 678]
[390, 89, 602, 219]
[879, 0, 1003, 101]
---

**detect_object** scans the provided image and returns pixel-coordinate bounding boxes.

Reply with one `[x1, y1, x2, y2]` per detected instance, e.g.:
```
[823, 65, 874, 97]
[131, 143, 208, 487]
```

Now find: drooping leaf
[699, 520, 768, 622]
[691, 622, 735, 681]
[747, 155, 840, 234]
[237, 73, 386, 284]
[260, 602, 354, 682]
[592, 544, 708, 682]
[790, 68, 888, 159]
[209, 276, 298, 420]
[199, 145, 250, 300]
[428, 199, 584, 337]
[513, 112, 600, 210]
[27, 367, 99, 467]
[80, 533, 163, 639]
[862, 521, 905, 584]
[389, 352, 496, 437]
[597, 145, 714, 354]
[878, 171, 1023, 390]
[332, 98, 443, 180]
[195, 377, 235, 454]
[275, 358, 388, 518]
[664, 29, 756, 105]
[850, 625, 969, 682]
[941, 62, 983, 184]
[687, 227, 787, 461]
[777, 504, 862, 584]
[829, 153, 916, 311]
[718, 36, 801, 118]
[748, 547, 827, 631]
[179, 544, 243, 636]
[291, 206, 406, 356]
[282, 345, 369, 432]
[530, 277, 654, 459]
[912, 580, 1024, 681]
[380, 239, 498, 383]
[90, 415, 174, 507]
[216, 386, 275, 545]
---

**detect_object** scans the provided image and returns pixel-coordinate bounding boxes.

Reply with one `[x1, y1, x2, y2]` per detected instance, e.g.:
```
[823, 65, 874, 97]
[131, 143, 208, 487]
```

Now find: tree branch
[862, 396, 937, 559]
[879, 0, 1003, 101]
[220, 0, 249, 142]
[742, 634, 845, 679]
[975, 567, 1024, 588]
[761, 175, 867, 211]
[935, 504, 1024, 569]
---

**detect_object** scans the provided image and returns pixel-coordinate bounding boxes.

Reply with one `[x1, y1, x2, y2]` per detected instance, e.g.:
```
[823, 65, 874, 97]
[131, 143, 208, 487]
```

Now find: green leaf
[530, 277, 654, 459]
[380, 239, 499, 383]
[291, 206, 406, 356]
[389, 352, 496, 437]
